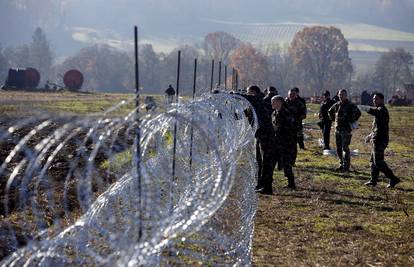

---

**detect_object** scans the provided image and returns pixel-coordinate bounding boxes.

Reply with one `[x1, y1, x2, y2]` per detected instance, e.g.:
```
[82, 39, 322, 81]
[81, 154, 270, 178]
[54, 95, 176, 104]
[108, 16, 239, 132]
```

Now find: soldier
[328, 89, 361, 172]
[285, 88, 306, 164]
[332, 90, 340, 103]
[318, 90, 336, 150]
[165, 84, 175, 105]
[243, 85, 274, 194]
[292, 87, 307, 149]
[363, 93, 400, 188]
[270, 95, 297, 189]
[263, 86, 278, 116]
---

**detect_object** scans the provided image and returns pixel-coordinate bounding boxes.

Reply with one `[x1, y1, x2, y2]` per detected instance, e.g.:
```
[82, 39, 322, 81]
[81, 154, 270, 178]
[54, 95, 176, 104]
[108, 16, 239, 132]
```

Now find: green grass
[1, 92, 413, 265]
[253, 103, 414, 266]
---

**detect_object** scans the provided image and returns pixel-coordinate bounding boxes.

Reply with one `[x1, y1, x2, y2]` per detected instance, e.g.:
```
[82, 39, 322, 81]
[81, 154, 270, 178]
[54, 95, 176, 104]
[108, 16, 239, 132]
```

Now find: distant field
[0, 91, 140, 117]
[0, 92, 413, 265]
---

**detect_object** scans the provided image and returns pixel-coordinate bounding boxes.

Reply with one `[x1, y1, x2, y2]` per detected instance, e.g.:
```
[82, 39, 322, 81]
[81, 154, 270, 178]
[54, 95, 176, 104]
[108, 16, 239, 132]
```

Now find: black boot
[286, 175, 296, 190]
[387, 176, 401, 188]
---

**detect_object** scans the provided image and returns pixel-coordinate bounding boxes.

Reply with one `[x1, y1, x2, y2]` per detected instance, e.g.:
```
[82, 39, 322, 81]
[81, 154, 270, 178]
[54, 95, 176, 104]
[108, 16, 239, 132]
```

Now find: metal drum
[63, 69, 84, 90]
[24, 67, 41, 88]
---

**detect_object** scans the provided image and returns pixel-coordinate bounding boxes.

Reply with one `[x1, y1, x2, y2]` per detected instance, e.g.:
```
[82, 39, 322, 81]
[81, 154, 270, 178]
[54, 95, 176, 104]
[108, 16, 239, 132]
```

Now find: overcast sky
[1, 0, 414, 55]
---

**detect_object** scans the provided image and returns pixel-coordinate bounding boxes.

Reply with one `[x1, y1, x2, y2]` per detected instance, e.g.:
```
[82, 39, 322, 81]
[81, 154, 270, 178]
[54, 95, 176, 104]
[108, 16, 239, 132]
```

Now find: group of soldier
[240, 85, 401, 195]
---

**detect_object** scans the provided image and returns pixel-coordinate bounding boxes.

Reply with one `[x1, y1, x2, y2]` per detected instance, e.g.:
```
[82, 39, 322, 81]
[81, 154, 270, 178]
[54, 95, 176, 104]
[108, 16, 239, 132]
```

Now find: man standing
[363, 93, 400, 188]
[318, 91, 336, 150]
[271, 95, 297, 189]
[328, 89, 361, 172]
[243, 86, 274, 194]
[286, 88, 306, 164]
[263, 86, 278, 116]
[292, 87, 307, 149]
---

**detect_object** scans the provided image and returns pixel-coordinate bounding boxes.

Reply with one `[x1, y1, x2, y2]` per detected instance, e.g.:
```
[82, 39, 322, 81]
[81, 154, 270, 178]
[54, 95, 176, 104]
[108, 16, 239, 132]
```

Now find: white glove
[358, 105, 371, 112]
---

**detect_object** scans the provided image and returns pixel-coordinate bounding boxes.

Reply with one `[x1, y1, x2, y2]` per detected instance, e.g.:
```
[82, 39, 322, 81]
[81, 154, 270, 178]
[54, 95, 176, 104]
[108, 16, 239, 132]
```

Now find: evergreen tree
[29, 27, 54, 82]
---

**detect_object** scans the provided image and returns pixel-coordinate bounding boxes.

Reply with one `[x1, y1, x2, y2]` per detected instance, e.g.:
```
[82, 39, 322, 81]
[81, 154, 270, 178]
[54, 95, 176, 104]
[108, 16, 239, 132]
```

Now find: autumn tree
[229, 43, 269, 89]
[373, 48, 413, 99]
[203, 31, 241, 64]
[289, 26, 353, 95]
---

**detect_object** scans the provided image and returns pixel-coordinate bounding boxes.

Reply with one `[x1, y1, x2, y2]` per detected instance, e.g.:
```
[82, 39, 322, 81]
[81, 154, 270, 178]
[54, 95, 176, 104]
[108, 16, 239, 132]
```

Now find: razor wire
[0, 92, 258, 266]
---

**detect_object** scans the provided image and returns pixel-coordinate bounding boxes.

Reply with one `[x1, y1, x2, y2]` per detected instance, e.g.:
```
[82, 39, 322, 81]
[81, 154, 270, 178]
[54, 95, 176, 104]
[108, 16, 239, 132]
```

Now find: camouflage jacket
[272, 106, 296, 146]
[367, 104, 389, 145]
[286, 97, 307, 127]
[328, 99, 361, 133]
[319, 98, 336, 121]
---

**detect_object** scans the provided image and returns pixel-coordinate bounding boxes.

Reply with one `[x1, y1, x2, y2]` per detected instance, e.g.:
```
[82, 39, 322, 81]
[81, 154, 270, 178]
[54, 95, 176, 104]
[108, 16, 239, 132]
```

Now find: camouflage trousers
[335, 131, 352, 170]
[370, 143, 396, 181]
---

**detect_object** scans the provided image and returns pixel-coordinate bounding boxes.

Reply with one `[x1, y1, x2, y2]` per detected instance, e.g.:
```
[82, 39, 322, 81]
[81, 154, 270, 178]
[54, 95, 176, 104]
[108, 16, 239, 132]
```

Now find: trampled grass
[253, 103, 414, 266]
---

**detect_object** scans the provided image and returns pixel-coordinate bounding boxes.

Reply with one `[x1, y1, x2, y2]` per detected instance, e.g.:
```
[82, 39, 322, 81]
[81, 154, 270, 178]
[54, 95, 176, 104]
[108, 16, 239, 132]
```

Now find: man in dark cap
[318, 90, 336, 150]
[243, 85, 274, 194]
[363, 93, 400, 188]
[165, 84, 175, 104]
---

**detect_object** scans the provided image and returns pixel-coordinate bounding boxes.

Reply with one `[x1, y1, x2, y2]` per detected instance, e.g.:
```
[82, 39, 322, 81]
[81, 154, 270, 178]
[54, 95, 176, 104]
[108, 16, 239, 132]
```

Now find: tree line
[1, 26, 413, 97]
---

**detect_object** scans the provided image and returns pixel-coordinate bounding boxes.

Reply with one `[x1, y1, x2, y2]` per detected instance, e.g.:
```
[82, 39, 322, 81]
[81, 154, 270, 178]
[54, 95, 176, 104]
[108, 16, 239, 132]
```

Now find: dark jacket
[243, 94, 273, 138]
[328, 99, 361, 133]
[263, 92, 276, 116]
[272, 106, 296, 146]
[319, 98, 336, 121]
[367, 105, 389, 145]
[286, 97, 307, 128]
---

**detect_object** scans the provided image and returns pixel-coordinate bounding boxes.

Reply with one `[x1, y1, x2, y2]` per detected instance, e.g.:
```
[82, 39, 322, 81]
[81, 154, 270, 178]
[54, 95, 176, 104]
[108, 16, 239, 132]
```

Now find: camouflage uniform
[243, 94, 274, 192]
[328, 99, 361, 171]
[271, 106, 296, 188]
[285, 97, 306, 163]
[367, 105, 398, 184]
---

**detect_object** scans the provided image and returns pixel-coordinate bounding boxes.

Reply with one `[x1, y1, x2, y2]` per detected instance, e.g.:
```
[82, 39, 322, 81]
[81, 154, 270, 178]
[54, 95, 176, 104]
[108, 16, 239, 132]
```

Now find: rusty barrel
[64, 69, 84, 90]
[25, 68, 41, 88]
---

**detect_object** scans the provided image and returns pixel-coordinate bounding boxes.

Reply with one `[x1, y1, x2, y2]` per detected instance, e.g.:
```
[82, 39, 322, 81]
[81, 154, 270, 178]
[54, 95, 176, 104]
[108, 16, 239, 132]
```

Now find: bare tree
[203, 31, 241, 64]
[374, 48, 413, 100]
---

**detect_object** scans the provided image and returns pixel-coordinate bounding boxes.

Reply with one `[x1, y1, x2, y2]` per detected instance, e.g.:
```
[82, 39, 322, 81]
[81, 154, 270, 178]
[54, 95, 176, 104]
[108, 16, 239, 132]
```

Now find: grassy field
[0, 91, 413, 265]
[253, 104, 414, 266]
